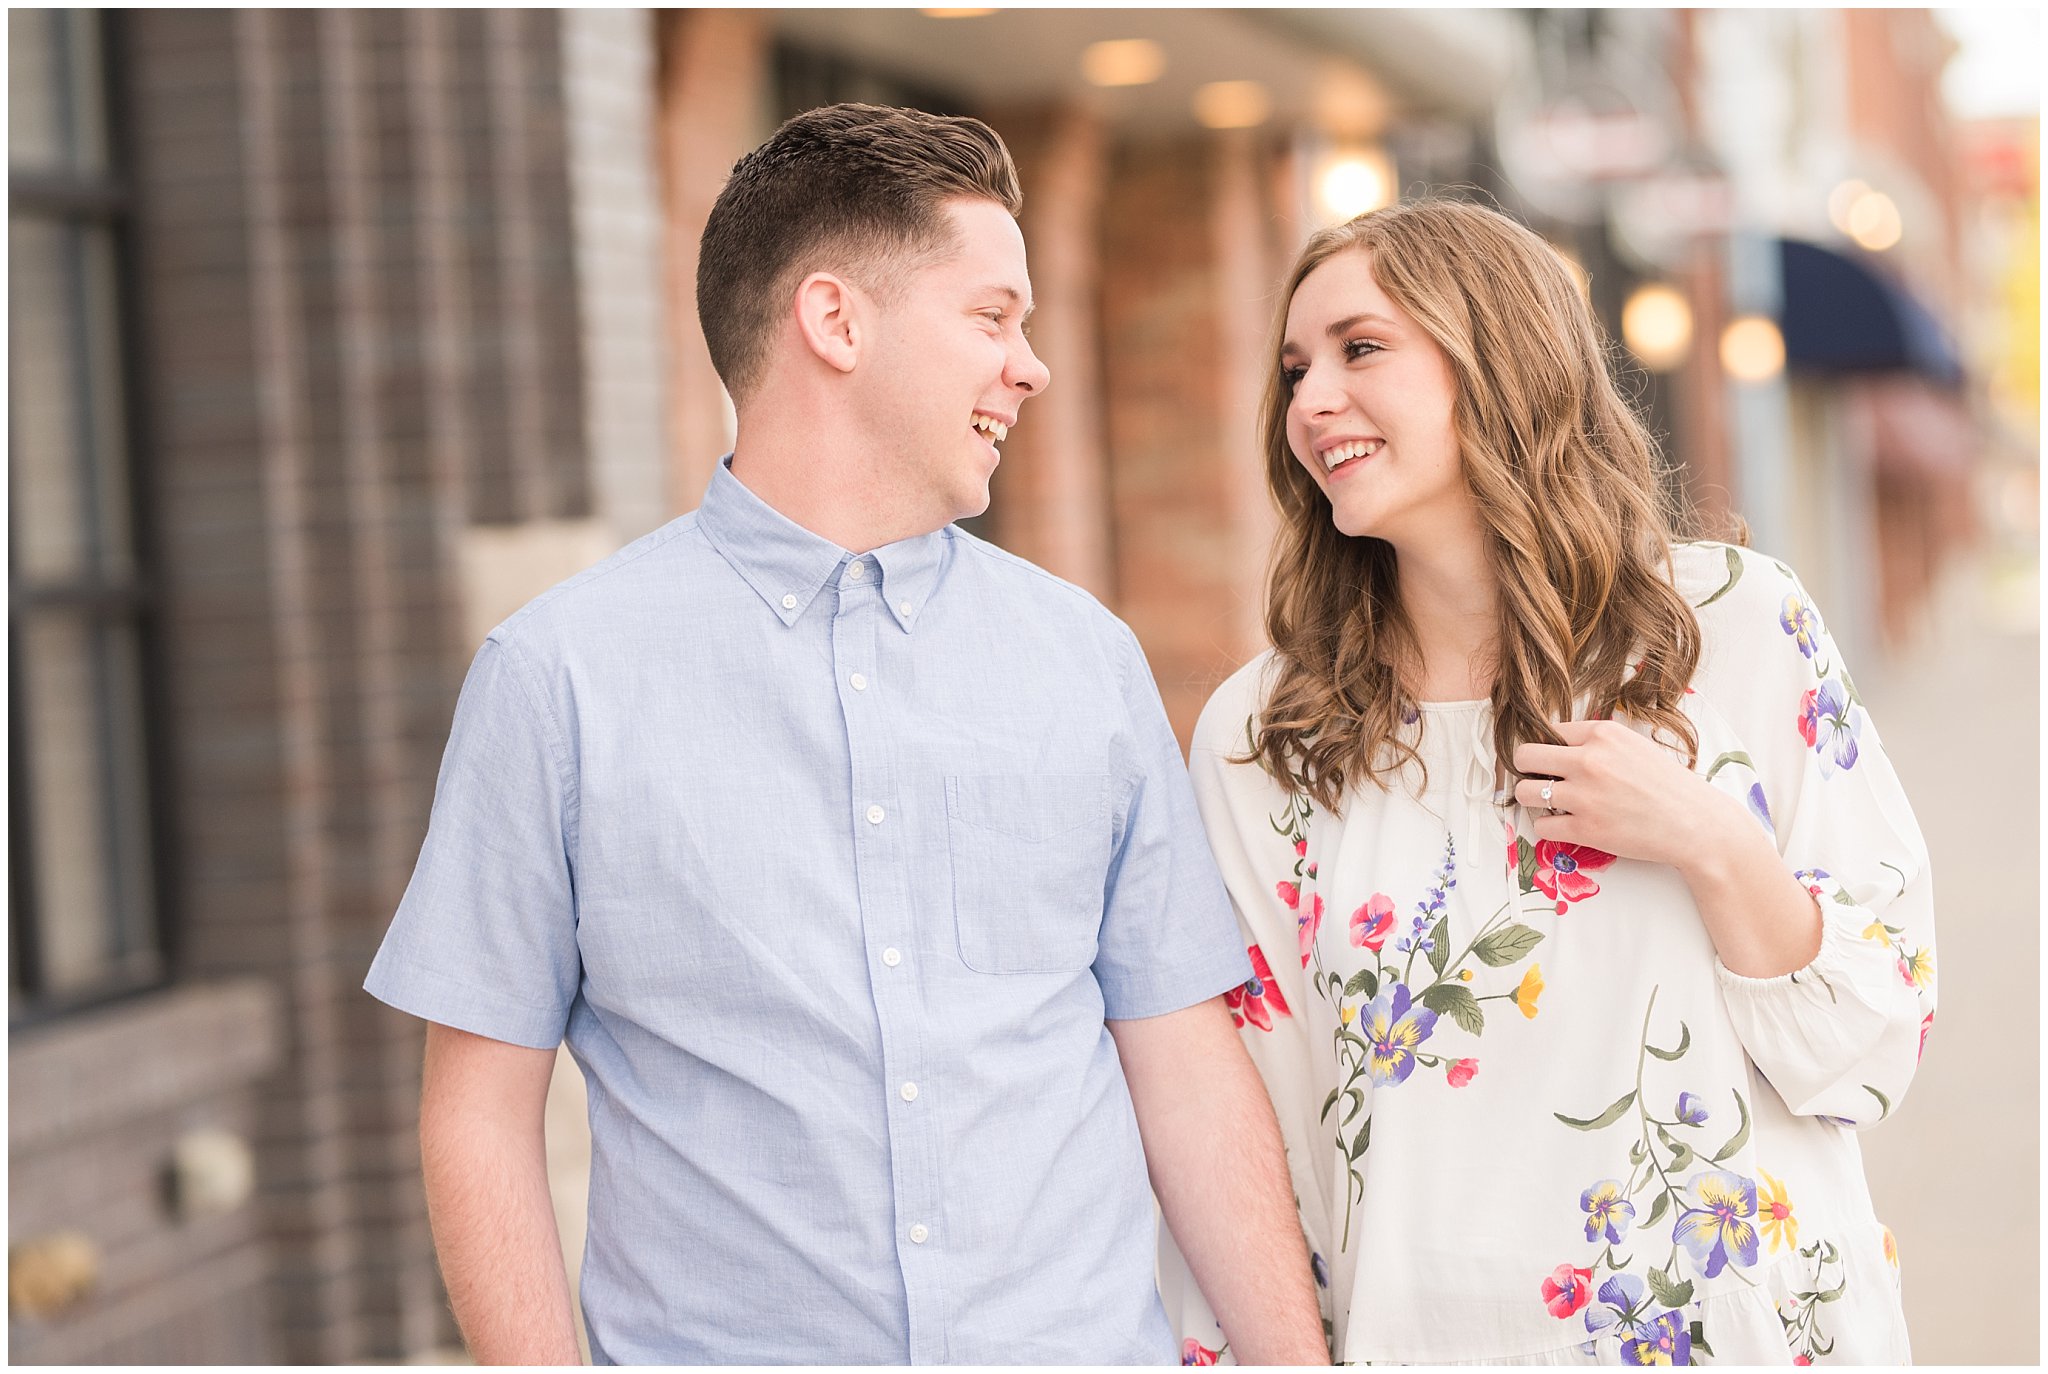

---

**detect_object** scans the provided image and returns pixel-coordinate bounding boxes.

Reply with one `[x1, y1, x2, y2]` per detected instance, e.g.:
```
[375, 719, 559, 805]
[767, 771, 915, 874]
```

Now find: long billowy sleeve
[1690, 544, 1935, 1129]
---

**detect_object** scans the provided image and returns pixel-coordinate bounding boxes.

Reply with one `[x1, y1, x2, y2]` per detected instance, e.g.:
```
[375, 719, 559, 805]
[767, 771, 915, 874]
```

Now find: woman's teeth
[1322, 439, 1381, 471]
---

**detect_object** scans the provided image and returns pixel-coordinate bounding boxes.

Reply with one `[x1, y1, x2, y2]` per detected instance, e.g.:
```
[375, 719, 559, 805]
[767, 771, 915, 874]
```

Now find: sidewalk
[1856, 549, 2039, 1365]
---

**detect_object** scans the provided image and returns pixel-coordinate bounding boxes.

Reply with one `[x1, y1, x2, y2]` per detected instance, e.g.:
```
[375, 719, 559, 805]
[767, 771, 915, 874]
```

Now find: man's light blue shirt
[366, 460, 1252, 1364]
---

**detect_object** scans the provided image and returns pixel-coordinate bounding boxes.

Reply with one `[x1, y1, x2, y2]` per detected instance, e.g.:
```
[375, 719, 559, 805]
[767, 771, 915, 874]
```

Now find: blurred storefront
[6, 8, 2017, 1364]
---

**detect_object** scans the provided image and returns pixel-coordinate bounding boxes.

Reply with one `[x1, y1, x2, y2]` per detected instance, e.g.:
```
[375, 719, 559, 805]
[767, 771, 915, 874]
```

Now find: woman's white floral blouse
[1164, 543, 1933, 1366]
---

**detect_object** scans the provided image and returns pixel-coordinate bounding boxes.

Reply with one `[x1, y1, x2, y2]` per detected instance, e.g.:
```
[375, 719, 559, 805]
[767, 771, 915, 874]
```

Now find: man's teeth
[971, 415, 1009, 443]
[1322, 439, 1382, 470]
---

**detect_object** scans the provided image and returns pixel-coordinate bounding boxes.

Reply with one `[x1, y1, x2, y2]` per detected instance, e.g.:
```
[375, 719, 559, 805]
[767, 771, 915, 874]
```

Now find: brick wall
[2, 8, 638, 1361]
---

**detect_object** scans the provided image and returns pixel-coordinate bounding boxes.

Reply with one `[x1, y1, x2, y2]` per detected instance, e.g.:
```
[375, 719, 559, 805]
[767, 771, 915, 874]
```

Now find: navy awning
[1775, 238, 1965, 388]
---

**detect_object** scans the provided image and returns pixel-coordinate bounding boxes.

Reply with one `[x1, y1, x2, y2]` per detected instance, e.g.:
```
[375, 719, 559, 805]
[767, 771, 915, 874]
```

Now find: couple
[367, 104, 1934, 1365]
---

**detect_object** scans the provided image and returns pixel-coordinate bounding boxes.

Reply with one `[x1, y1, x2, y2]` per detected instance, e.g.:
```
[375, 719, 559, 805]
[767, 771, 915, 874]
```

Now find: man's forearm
[421, 1028, 582, 1364]
[1113, 1000, 1329, 1365]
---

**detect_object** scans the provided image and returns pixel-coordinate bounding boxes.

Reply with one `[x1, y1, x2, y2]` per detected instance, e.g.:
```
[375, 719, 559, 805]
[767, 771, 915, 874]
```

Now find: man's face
[857, 196, 1051, 528]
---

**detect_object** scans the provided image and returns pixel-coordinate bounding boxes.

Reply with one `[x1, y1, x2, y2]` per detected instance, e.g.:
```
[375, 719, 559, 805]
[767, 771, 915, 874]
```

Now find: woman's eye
[1280, 364, 1306, 387]
[1344, 339, 1383, 360]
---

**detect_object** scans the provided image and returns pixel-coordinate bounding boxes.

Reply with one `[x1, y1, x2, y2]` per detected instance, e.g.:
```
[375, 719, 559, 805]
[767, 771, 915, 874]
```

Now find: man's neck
[728, 431, 944, 557]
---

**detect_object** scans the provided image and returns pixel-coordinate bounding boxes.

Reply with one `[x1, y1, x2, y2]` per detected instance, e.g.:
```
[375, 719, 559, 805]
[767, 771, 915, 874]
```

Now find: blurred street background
[7, 7, 2039, 1364]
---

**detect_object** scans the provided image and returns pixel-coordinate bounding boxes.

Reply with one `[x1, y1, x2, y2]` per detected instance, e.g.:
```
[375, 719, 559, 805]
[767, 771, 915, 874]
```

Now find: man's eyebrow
[978, 285, 1035, 323]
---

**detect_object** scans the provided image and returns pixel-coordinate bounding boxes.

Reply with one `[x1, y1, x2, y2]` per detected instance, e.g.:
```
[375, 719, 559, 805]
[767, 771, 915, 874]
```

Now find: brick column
[1099, 129, 1282, 745]
[985, 103, 1115, 599]
[655, 9, 768, 512]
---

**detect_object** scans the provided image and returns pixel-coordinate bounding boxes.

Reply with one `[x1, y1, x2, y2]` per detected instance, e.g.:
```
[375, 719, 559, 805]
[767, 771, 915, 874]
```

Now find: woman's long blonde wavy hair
[1248, 198, 1704, 813]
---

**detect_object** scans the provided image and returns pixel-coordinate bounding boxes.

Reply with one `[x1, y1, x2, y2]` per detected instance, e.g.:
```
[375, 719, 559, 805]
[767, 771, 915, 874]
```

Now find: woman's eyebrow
[1326, 312, 1400, 338]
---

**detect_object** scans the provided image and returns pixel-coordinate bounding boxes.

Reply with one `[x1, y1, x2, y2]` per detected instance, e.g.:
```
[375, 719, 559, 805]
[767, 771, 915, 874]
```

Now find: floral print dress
[1163, 544, 1932, 1366]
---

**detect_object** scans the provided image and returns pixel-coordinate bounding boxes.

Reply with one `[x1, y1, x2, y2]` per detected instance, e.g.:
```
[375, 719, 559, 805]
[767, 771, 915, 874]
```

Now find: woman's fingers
[1512, 741, 1576, 777]
[1513, 777, 1568, 812]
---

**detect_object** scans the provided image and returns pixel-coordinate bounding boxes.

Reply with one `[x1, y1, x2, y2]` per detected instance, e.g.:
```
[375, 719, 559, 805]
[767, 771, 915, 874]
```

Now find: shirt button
[866, 804, 885, 825]
[848, 560, 866, 580]
[908, 1224, 929, 1245]
[899, 1081, 919, 1102]
[898, 601, 914, 618]
[881, 947, 902, 967]
[850, 672, 868, 691]
[781, 593, 797, 610]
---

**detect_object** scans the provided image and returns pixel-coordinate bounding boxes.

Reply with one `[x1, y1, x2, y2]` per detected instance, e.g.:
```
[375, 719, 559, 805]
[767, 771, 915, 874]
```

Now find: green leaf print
[1556, 1090, 1638, 1131]
[1864, 1084, 1892, 1120]
[1419, 982, 1484, 1035]
[1515, 838, 1538, 895]
[1697, 544, 1744, 607]
[1708, 1089, 1751, 1163]
[1343, 966, 1379, 999]
[1425, 916, 1451, 979]
[1348, 1117, 1372, 1161]
[1471, 924, 1544, 967]
[1321, 1087, 1341, 1123]
[1645, 1190, 1671, 1227]
[1703, 751, 1754, 781]
[1646, 1267, 1693, 1309]
[1645, 1021, 1691, 1061]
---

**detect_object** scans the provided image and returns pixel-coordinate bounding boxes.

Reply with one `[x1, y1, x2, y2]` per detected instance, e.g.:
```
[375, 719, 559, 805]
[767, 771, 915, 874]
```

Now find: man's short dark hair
[697, 103, 1023, 402]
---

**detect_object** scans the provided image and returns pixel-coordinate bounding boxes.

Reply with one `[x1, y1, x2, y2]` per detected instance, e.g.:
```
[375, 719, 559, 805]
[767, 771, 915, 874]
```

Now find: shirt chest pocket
[945, 773, 1112, 974]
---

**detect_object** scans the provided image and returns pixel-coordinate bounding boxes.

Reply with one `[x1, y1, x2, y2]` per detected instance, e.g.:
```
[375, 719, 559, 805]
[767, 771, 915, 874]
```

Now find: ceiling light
[1080, 39, 1165, 88]
[1193, 80, 1271, 130]
[1845, 190, 1903, 252]
[1315, 149, 1394, 222]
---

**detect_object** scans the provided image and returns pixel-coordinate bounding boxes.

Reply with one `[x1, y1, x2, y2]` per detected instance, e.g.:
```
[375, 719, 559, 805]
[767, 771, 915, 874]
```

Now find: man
[367, 103, 1324, 1365]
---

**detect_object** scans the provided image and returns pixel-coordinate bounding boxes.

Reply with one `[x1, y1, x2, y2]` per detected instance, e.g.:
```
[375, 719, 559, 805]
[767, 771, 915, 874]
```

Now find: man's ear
[792, 272, 861, 375]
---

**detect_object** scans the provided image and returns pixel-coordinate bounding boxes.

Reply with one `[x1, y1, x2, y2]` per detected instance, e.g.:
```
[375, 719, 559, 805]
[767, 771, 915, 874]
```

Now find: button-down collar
[698, 456, 944, 634]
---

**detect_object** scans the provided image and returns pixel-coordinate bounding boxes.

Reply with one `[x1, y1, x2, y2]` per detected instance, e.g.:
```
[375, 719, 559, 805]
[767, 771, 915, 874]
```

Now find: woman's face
[1279, 248, 1469, 548]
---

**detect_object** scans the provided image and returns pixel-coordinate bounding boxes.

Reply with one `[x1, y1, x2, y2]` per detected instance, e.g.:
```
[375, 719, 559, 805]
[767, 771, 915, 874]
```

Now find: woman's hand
[1509, 719, 1745, 872]
[1510, 719, 1821, 978]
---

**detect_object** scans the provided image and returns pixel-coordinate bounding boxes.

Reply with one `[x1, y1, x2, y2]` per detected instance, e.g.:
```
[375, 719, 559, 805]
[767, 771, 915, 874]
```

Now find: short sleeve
[364, 635, 582, 1049]
[1689, 546, 1935, 1127]
[1091, 625, 1254, 1021]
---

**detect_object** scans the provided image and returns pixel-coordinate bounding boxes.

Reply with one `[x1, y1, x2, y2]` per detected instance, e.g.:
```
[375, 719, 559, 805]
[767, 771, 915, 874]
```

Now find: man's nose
[1011, 336, 1051, 396]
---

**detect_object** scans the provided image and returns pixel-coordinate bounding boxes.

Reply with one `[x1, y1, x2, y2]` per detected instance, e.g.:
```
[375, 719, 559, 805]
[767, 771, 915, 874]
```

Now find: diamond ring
[1539, 781, 1554, 805]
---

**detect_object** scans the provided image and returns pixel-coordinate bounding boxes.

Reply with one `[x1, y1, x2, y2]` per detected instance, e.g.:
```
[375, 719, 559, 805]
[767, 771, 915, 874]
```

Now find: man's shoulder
[489, 513, 706, 655]
[945, 525, 1129, 642]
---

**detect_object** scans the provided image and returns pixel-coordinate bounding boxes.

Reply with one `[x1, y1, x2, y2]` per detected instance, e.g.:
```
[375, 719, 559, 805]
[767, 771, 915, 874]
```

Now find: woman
[1162, 200, 1932, 1365]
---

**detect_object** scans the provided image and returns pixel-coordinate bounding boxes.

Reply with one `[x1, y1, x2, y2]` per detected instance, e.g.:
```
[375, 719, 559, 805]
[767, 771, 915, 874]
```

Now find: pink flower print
[1446, 1057, 1478, 1087]
[1297, 893, 1324, 968]
[1182, 1338, 1221, 1366]
[1349, 893, 1395, 951]
[1541, 1263, 1592, 1318]
[1533, 840, 1616, 911]
[1294, 839, 1308, 857]
[1275, 879, 1300, 911]
[1919, 1010, 1934, 1059]
[1225, 944, 1291, 1032]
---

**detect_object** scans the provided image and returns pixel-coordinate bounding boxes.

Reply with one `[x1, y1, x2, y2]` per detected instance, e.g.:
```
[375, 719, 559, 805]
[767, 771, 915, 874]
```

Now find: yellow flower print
[1514, 964, 1544, 1019]
[1340, 1004, 1357, 1026]
[1881, 1225, 1899, 1268]
[1758, 1169, 1798, 1254]
[1861, 919, 1888, 941]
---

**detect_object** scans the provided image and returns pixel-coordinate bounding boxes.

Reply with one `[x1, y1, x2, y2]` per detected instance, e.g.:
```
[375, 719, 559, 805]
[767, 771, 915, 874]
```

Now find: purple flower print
[1359, 983, 1439, 1085]
[1674, 1093, 1710, 1127]
[1780, 592, 1822, 658]
[1796, 679, 1862, 777]
[1672, 1170, 1761, 1278]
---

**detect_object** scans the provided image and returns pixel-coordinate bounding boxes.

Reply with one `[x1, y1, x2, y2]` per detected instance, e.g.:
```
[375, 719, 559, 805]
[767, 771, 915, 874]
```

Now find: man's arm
[1110, 997, 1329, 1365]
[420, 1022, 582, 1365]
